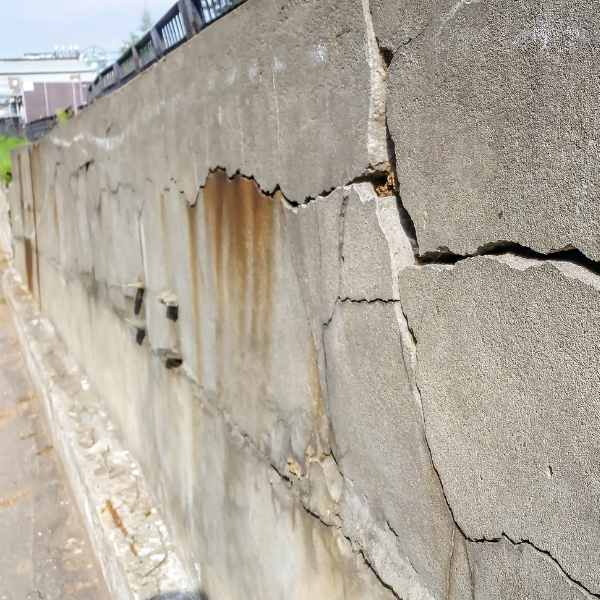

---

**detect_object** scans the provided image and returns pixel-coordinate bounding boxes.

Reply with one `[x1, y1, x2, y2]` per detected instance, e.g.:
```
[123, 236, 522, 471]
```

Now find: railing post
[150, 27, 165, 58]
[187, 0, 206, 32]
[178, 0, 195, 39]
[113, 63, 123, 87]
[132, 46, 142, 73]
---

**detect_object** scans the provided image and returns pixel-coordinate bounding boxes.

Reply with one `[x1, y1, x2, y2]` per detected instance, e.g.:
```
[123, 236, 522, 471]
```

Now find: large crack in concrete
[49, 155, 600, 599]
[24, 1, 600, 595]
[384, 140, 600, 600]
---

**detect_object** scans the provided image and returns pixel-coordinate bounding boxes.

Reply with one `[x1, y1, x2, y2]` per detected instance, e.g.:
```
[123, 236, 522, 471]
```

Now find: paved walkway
[0, 269, 108, 600]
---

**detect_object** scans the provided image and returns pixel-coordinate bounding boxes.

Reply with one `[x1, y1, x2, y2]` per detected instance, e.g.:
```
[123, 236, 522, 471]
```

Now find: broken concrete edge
[3, 268, 200, 600]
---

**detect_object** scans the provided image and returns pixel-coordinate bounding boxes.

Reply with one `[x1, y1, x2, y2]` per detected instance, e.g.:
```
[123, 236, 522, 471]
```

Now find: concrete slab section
[399, 255, 600, 595]
[379, 0, 600, 260]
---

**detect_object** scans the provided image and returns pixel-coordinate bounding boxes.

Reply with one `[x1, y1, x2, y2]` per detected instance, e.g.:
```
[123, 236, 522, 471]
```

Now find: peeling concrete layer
[379, 0, 600, 260]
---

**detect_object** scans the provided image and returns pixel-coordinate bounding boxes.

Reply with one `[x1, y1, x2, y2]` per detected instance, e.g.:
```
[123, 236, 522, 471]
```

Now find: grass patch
[0, 136, 27, 185]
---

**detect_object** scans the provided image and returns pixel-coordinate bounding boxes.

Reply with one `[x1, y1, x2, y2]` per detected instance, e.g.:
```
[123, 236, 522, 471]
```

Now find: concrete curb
[3, 268, 199, 600]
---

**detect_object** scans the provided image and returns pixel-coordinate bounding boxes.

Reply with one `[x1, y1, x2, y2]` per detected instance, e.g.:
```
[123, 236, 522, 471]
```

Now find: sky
[0, 0, 175, 58]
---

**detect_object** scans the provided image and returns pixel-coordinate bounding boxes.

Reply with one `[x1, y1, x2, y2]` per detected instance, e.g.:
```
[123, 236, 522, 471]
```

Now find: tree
[139, 7, 153, 34]
[121, 6, 153, 54]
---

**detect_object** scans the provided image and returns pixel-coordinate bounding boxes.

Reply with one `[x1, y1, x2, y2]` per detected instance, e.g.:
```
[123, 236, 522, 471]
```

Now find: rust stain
[201, 171, 276, 387]
[16, 152, 33, 292]
[28, 145, 43, 309]
[66, 582, 94, 595]
[36, 445, 53, 457]
[0, 488, 33, 511]
[24, 239, 33, 293]
[51, 183, 60, 247]
[0, 404, 24, 421]
[186, 201, 203, 381]
[160, 192, 172, 282]
[102, 500, 138, 556]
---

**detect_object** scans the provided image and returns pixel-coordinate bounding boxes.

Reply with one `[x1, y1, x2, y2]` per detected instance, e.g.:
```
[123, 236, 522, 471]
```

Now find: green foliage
[140, 7, 153, 33]
[0, 136, 27, 185]
[56, 108, 70, 123]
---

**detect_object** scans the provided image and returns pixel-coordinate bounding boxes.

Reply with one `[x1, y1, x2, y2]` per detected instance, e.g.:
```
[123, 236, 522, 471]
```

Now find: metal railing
[158, 5, 187, 50]
[102, 69, 116, 90]
[88, 0, 247, 102]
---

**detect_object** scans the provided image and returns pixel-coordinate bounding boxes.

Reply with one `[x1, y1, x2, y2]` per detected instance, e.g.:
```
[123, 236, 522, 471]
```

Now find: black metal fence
[89, 0, 247, 102]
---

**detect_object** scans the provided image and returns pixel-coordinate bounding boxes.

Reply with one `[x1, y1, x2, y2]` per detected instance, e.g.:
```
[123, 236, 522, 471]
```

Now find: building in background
[0, 48, 114, 139]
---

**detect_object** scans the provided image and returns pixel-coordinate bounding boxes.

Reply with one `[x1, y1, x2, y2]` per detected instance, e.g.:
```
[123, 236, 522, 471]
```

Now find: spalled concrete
[379, 0, 600, 260]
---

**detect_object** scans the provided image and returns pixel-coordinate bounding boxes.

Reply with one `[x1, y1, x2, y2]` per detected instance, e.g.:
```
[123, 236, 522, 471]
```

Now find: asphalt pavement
[0, 270, 109, 600]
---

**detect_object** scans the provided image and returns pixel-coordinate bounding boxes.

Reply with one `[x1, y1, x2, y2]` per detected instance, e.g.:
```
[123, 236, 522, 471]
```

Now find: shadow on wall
[148, 592, 209, 600]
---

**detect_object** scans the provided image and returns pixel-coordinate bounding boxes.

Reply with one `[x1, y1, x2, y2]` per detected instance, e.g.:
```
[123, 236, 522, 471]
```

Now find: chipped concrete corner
[6, 0, 600, 598]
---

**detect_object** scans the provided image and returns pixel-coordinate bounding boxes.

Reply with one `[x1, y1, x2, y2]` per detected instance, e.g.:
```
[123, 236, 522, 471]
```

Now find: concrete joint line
[361, 0, 389, 174]
[3, 269, 199, 600]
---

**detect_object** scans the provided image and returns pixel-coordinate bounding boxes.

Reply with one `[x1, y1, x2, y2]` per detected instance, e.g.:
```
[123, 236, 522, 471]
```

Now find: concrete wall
[9, 0, 600, 598]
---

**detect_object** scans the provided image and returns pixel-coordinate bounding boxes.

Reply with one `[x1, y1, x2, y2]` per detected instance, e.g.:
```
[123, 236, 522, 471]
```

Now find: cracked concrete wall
[375, 0, 600, 260]
[9, 0, 600, 598]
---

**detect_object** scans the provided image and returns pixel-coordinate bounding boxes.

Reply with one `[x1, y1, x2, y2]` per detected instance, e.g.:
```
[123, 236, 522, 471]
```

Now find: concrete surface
[0, 188, 12, 262]
[379, 0, 600, 260]
[0, 268, 108, 600]
[35, 0, 385, 208]
[3, 269, 199, 600]
[399, 255, 600, 596]
[11, 0, 600, 597]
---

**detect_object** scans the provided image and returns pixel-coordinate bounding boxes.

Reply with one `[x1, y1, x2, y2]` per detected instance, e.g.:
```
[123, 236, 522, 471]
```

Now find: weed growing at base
[0, 136, 27, 184]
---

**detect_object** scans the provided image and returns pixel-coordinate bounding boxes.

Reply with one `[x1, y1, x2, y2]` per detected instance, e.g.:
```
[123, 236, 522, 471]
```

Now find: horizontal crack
[417, 241, 600, 275]
[339, 297, 398, 304]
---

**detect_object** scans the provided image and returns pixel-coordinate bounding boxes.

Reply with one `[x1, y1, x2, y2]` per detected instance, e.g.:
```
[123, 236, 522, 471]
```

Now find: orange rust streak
[0, 488, 33, 511]
[36, 446, 53, 457]
[202, 171, 276, 378]
[102, 500, 138, 556]
[187, 201, 203, 382]
[0, 405, 24, 422]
